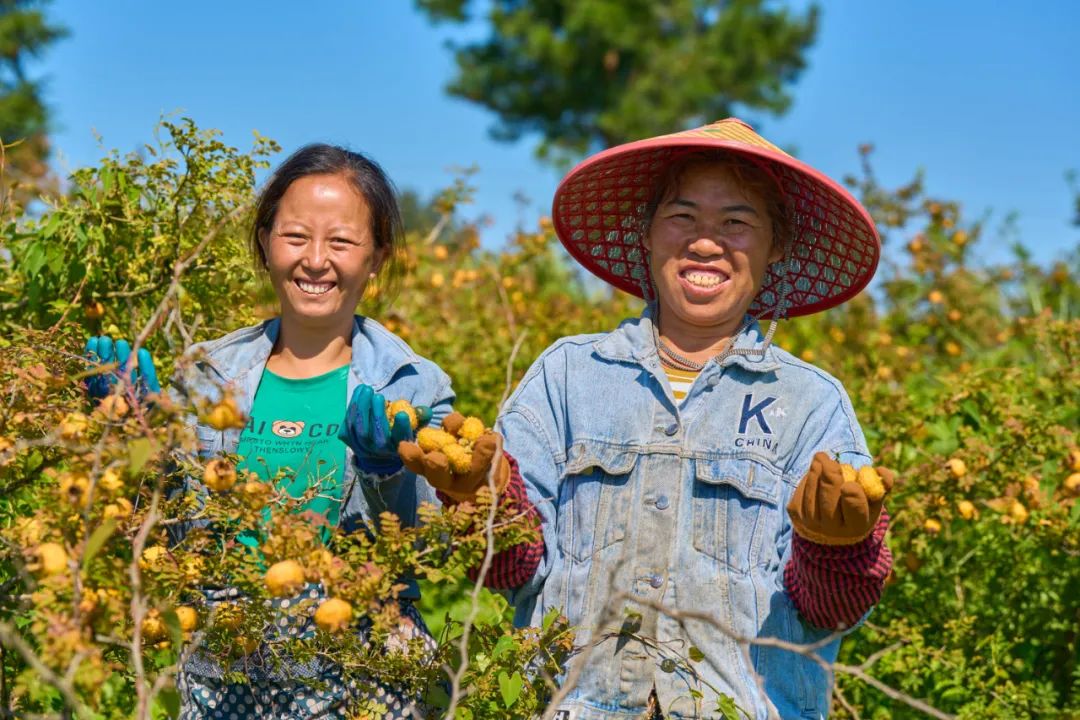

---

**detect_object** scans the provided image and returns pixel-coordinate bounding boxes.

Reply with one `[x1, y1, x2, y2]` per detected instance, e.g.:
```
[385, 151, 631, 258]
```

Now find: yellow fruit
[443, 443, 472, 474]
[97, 394, 129, 420]
[952, 230, 969, 246]
[430, 272, 445, 288]
[203, 459, 237, 492]
[180, 555, 205, 584]
[214, 604, 243, 631]
[141, 610, 167, 642]
[15, 517, 44, 546]
[923, 518, 942, 534]
[59, 472, 90, 507]
[103, 497, 133, 520]
[840, 464, 857, 484]
[458, 417, 485, 442]
[433, 245, 449, 261]
[386, 400, 418, 431]
[236, 636, 260, 654]
[139, 545, 169, 572]
[264, 560, 305, 597]
[176, 606, 199, 633]
[1064, 473, 1080, 497]
[957, 500, 977, 519]
[857, 466, 887, 501]
[1068, 450, 1080, 473]
[1009, 500, 1029, 524]
[416, 427, 456, 452]
[84, 301, 105, 320]
[60, 412, 90, 439]
[313, 598, 354, 633]
[945, 341, 962, 357]
[799, 349, 815, 362]
[203, 395, 245, 430]
[98, 467, 123, 493]
[35, 542, 68, 576]
[946, 458, 967, 479]
[238, 479, 272, 508]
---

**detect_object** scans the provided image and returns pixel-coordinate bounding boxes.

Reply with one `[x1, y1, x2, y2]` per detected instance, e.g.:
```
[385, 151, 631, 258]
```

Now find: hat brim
[552, 129, 881, 318]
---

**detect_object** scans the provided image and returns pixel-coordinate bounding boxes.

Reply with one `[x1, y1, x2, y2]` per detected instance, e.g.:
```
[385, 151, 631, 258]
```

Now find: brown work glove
[787, 451, 895, 546]
[397, 412, 510, 504]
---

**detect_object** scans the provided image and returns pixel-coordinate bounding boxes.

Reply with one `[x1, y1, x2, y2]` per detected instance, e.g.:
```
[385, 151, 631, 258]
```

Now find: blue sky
[36, 1, 1080, 268]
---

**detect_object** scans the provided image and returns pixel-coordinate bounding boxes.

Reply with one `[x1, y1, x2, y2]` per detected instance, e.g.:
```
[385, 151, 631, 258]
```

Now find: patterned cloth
[179, 589, 432, 719]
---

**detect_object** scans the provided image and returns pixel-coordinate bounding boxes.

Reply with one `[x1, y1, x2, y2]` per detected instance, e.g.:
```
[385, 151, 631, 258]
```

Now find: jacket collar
[593, 304, 782, 373]
[204, 315, 422, 390]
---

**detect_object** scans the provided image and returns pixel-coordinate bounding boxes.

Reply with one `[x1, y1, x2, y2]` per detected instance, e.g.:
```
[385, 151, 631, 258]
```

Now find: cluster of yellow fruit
[839, 463, 887, 501]
[264, 560, 353, 633]
[385, 399, 419, 431]
[416, 415, 487, 474]
[202, 394, 246, 431]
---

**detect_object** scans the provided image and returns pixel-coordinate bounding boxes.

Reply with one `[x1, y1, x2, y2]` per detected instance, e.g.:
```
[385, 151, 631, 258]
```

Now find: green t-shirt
[235, 365, 349, 547]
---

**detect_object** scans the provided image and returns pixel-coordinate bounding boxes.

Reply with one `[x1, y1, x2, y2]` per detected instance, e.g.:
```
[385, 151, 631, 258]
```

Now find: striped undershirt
[662, 365, 701, 402]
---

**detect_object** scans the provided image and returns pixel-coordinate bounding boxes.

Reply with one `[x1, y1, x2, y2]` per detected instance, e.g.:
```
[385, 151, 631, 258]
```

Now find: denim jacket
[498, 307, 872, 720]
[171, 315, 454, 599]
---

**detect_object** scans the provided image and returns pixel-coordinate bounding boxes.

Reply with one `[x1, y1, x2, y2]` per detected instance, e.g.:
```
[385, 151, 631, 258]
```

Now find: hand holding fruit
[83, 336, 161, 402]
[786, 451, 895, 545]
[337, 385, 433, 475]
[397, 412, 510, 503]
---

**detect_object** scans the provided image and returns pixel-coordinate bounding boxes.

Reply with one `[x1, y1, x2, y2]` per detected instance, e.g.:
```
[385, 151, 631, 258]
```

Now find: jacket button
[664, 423, 678, 436]
[654, 495, 670, 510]
[649, 574, 664, 588]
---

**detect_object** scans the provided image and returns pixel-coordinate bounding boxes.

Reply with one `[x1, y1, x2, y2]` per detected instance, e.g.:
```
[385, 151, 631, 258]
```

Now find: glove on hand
[84, 336, 161, 403]
[338, 385, 432, 475]
[397, 412, 510, 504]
[787, 451, 895, 546]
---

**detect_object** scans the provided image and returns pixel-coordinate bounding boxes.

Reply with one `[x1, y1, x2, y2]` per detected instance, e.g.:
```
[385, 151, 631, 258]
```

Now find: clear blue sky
[36, 1, 1080, 268]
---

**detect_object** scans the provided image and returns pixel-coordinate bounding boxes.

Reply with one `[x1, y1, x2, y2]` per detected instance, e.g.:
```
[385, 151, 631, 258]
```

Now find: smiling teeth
[685, 271, 724, 288]
[298, 281, 333, 295]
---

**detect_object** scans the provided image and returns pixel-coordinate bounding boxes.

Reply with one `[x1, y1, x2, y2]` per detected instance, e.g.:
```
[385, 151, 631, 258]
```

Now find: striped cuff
[437, 454, 544, 591]
[784, 509, 893, 630]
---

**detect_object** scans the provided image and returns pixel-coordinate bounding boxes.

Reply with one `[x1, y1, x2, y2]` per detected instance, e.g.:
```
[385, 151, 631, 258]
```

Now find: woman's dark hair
[250, 143, 404, 304]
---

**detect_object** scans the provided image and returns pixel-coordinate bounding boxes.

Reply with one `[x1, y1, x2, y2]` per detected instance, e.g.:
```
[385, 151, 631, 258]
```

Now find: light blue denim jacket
[171, 315, 454, 599]
[498, 307, 872, 720]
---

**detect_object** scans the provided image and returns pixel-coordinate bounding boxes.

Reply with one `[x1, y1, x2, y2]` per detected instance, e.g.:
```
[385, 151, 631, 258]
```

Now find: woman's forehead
[661, 162, 766, 207]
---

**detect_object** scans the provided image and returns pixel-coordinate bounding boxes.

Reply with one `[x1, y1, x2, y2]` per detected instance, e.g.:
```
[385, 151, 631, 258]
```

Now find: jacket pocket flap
[564, 442, 639, 477]
[694, 457, 781, 504]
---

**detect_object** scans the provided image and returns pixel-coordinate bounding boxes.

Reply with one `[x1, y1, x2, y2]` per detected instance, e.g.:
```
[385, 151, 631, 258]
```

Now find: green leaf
[716, 693, 741, 720]
[156, 686, 181, 719]
[542, 606, 560, 631]
[498, 670, 523, 708]
[161, 608, 184, 650]
[129, 438, 154, 475]
[26, 450, 43, 472]
[688, 646, 705, 662]
[82, 519, 117, 571]
[491, 634, 515, 660]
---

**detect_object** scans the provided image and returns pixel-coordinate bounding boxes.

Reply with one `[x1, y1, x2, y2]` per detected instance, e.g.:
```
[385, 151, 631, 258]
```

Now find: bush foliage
[0, 121, 1077, 718]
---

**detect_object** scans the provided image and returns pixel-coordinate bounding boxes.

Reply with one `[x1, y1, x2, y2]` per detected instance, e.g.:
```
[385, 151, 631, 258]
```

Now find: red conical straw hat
[551, 118, 881, 318]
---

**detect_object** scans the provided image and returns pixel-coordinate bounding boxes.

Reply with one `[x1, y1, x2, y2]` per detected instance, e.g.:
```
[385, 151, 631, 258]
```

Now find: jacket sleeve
[777, 381, 891, 629]
[494, 352, 569, 615]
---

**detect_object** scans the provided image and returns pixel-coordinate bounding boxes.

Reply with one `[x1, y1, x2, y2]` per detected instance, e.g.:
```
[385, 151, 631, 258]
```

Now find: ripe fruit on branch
[97, 394, 129, 420]
[265, 560, 305, 597]
[314, 598, 353, 633]
[203, 459, 237, 492]
[946, 458, 967, 479]
[84, 301, 105, 320]
[176, 606, 199, 633]
[139, 545, 169, 572]
[957, 500, 977, 519]
[923, 518, 942, 534]
[1065, 473, 1080, 497]
[838, 463, 889, 501]
[60, 412, 90, 440]
[141, 610, 167, 642]
[203, 395, 245, 430]
[34, 542, 68, 576]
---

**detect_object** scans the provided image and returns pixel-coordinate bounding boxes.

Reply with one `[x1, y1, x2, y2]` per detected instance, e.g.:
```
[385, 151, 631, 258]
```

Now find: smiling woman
[168, 144, 456, 719]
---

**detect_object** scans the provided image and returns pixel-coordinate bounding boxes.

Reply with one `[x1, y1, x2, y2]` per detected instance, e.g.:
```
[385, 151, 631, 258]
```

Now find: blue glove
[84, 336, 161, 403]
[338, 385, 432, 475]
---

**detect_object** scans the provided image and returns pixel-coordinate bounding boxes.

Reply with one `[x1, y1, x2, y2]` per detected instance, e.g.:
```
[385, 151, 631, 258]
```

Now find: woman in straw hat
[479, 118, 895, 719]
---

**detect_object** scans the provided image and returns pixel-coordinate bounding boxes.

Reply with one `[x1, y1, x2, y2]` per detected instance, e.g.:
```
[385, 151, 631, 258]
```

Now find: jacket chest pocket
[558, 443, 637, 563]
[692, 457, 783, 573]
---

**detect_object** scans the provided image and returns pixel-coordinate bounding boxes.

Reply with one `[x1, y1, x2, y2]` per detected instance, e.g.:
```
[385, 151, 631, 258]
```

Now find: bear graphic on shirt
[272, 420, 305, 438]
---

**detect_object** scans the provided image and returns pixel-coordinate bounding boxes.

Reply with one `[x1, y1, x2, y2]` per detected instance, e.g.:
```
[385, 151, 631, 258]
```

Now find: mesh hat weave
[551, 118, 881, 318]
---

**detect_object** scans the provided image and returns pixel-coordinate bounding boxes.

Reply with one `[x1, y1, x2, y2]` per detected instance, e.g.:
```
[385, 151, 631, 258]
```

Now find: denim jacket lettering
[498, 308, 871, 720]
